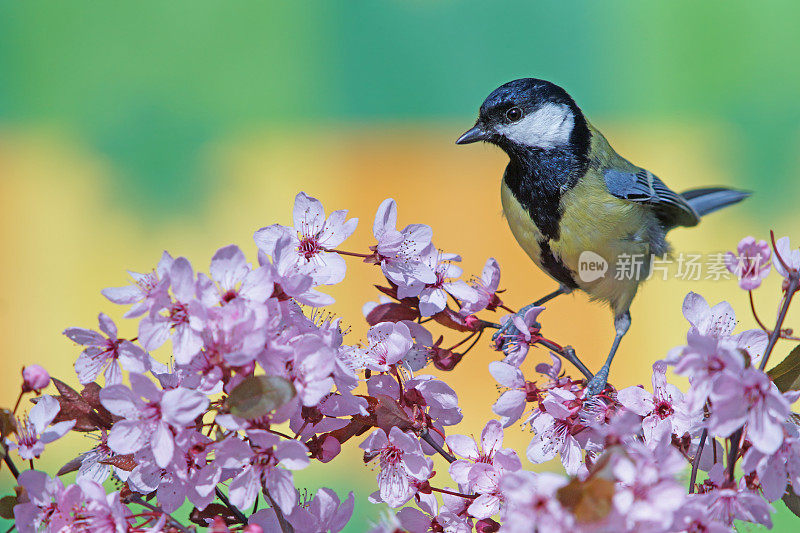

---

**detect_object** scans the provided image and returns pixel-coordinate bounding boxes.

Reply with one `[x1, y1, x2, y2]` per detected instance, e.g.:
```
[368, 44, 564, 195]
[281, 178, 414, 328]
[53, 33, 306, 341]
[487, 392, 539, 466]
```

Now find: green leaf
[227, 375, 296, 420]
[783, 485, 800, 518]
[0, 495, 16, 519]
[767, 344, 800, 393]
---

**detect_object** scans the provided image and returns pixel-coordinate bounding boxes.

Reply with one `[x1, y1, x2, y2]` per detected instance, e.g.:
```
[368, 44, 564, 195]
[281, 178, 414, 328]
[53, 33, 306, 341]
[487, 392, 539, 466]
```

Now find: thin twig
[460, 329, 484, 355]
[689, 428, 707, 493]
[2, 445, 19, 480]
[758, 274, 798, 371]
[430, 486, 477, 499]
[419, 428, 455, 463]
[215, 487, 248, 525]
[129, 496, 190, 533]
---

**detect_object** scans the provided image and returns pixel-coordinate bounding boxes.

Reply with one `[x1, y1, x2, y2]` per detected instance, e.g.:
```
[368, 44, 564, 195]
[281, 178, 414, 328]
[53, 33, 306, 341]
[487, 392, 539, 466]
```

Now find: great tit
[456, 78, 749, 394]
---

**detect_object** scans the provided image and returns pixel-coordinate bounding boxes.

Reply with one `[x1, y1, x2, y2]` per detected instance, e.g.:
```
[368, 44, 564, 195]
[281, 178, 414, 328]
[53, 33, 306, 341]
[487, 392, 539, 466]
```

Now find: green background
[1, 1, 798, 530]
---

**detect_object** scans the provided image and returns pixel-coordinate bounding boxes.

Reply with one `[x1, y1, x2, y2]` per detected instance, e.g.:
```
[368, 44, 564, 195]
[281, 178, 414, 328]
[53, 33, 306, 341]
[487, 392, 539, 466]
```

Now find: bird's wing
[603, 167, 700, 228]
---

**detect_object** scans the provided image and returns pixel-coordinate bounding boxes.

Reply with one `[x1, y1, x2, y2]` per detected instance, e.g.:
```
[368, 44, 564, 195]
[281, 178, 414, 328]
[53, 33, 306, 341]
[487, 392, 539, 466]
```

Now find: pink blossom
[365, 373, 462, 430]
[696, 464, 773, 527]
[460, 257, 502, 316]
[360, 427, 432, 508]
[679, 292, 768, 364]
[774, 236, 800, 280]
[495, 306, 545, 366]
[372, 198, 436, 294]
[353, 321, 413, 372]
[617, 361, 700, 443]
[261, 236, 336, 306]
[21, 364, 50, 392]
[725, 236, 771, 290]
[708, 367, 797, 454]
[671, 333, 747, 412]
[7, 395, 75, 460]
[447, 420, 521, 488]
[254, 192, 358, 285]
[525, 387, 584, 475]
[610, 439, 686, 531]
[13, 471, 76, 533]
[101, 251, 173, 318]
[741, 423, 800, 501]
[466, 463, 505, 519]
[286, 487, 355, 533]
[488, 361, 531, 427]
[415, 248, 479, 317]
[153, 430, 220, 513]
[396, 495, 472, 533]
[13, 471, 131, 533]
[208, 244, 274, 304]
[138, 257, 205, 364]
[64, 313, 149, 385]
[215, 430, 309, 513]
[500, 471, 572, 532]
[671, 501, 732, 533]
[262, 332, 336, 407]
[99, 373, 209, 467]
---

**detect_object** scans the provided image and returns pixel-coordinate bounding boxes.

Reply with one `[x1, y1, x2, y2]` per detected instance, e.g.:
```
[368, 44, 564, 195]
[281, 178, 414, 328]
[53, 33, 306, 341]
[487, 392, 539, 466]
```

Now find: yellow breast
[500, 171, 651, 313]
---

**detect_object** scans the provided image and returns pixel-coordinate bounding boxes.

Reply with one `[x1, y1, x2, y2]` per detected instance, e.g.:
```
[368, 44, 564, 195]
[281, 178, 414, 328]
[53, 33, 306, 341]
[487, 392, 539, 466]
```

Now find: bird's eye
[505, 107, 523, 122]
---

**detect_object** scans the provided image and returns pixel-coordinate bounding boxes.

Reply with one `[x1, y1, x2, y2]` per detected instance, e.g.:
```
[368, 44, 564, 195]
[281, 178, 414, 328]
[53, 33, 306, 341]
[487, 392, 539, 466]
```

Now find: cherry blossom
[7, 395, 75, 460]
[352, 321, 413, 372]
[741, 422, 800, 501]
[138, 257, 205, 364]
[64, 312, 150, 385]
[447, 420, 521, 488]
[774, 236, 800, 280]
[101, 251, 173, 318]
[725, 236, 771, 290]
[495, 305, 545, 366]
[215, 430, 310, 513]
[500, 471, 572, 533]
[360, 427, 432, 508]
[460, 257, 502, 316]
[526, 386, 585, 475]
[617, 361, 700, 443]
[99, 373, 209, 467]
[254, 192, 358, 285]
[415, 248, 479, 317]
[708, 366, 798, 454]
[372, 198, 436, 295]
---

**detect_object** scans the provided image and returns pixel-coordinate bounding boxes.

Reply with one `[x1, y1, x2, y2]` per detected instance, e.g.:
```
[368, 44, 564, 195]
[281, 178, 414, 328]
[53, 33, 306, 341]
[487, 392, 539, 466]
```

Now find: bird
[455, 78, 749, 395]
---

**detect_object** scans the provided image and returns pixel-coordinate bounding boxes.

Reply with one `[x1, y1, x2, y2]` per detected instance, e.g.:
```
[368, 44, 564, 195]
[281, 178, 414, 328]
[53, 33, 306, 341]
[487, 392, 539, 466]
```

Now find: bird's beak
[455, 123, 490, 145]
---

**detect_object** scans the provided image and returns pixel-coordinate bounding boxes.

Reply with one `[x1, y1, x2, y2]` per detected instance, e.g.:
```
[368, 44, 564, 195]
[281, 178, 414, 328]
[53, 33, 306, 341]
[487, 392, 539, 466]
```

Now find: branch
[419, 427, 455, 463]
[688, 428, 707, 493]
[758, 274, 798, 371]
[215, 487, 248, 525]
[129, 496, 190, 533]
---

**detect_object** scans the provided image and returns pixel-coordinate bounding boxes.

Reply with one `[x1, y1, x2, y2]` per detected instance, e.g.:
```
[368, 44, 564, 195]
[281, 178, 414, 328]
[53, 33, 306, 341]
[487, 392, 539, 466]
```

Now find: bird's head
[456, 78, 589, 156]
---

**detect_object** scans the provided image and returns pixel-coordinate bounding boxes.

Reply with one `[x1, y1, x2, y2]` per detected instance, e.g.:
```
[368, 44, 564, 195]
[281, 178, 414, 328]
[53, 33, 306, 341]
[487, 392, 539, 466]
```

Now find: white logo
[578, 251, 608, 283]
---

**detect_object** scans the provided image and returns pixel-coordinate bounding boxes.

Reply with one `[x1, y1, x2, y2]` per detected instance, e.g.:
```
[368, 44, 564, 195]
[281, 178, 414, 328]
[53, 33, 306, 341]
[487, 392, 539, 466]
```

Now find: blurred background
[1, 1, 799, 530]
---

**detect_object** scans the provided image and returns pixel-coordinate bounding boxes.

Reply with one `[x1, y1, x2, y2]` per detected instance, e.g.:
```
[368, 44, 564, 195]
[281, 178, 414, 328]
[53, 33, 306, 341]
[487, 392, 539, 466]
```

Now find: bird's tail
[680, 187, 751, 218]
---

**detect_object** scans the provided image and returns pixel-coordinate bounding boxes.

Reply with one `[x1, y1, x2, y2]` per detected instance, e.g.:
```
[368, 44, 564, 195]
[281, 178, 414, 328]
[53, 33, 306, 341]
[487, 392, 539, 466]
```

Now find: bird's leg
[492, 285, 570, 342]
[585, 311, 631, 396]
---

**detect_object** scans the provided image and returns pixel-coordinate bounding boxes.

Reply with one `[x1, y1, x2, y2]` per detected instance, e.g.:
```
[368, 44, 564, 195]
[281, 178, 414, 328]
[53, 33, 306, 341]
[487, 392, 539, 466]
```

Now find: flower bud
[21, 365, 50, 392]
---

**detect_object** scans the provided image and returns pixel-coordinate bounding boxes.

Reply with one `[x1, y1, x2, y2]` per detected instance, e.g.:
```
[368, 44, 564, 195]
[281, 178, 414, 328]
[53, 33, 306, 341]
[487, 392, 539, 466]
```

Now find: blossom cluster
[2, 192, 800, 533]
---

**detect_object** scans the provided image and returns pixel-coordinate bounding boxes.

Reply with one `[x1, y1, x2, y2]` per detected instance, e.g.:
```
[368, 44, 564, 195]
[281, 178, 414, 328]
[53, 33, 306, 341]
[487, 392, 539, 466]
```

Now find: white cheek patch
[497, 102, 575, 149]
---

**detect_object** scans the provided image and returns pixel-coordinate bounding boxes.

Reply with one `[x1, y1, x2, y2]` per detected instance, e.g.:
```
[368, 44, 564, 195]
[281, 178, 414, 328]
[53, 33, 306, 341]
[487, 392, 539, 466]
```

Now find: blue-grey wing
[604, 168, 700, 228]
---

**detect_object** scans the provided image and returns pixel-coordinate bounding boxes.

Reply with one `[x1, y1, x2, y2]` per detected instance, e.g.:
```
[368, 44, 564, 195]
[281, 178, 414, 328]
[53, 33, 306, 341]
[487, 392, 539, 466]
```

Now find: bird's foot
[585, 365, 610, 397]
[491, 303, 540, 347]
